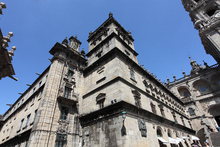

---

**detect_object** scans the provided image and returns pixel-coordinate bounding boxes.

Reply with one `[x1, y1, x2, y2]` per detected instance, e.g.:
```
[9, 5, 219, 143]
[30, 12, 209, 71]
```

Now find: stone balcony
[181, 97, 193, 103]
[57, 92, 78, 105]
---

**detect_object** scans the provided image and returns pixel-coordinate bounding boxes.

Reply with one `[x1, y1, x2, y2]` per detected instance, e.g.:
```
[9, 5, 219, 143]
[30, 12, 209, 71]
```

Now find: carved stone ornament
[116, 28, 132, 45]
[138, 119, 147, 137]
[91, 27, 110, 46]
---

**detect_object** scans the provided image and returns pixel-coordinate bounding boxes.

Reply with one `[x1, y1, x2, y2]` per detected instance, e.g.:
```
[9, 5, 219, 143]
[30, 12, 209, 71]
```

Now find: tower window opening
[206, 8, 218, 17]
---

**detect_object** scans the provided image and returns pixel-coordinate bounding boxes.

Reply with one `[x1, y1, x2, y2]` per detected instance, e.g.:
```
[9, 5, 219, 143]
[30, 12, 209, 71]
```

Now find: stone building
[0, 14, 196, 147]
[181, 0, 220, 63]
[167, 59, 220, 146]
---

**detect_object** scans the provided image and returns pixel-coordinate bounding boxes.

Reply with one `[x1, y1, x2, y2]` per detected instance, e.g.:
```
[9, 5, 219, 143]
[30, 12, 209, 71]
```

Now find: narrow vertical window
[181, 117, 185, 126]
[96, 93, 106, 109]
[132, 90, 141, 108]
[55, 133, 67, 147]
[172, 112, 177, 123]
[67, 70, 74, 80]
[158, 104, 165, 117]
[25, 114, 31, 127]
[19, 119, 24, 131]
[60, 107, 69, 121]
[151, 103, 157, 114]
[130, 68, 135, 81]
[64, 87, 71, 99]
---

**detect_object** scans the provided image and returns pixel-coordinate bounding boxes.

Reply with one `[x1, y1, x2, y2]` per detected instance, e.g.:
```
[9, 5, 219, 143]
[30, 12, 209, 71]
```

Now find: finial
[188, 56, 193, 62]
[182, 72, 186, 77]
[109, 12, 113, 18]
[203, 60, 209, 68]
[167, 79, 170, 84]
[173, 76, 176, 81]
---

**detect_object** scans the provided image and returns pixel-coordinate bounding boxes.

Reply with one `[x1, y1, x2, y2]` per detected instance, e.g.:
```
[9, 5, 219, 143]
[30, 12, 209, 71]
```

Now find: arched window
[157, 127, 163, 137]
[193, 80, 210, 94]
[157, 127, 167, 147]
[178, 87, 191, 98]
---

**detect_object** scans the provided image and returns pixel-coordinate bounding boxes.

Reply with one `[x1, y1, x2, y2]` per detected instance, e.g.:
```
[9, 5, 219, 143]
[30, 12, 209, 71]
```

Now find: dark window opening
[206, 9, 217, 17]
[55, 133, 67, 147]
[151, 103, 157, 114]
[60, 107, 69, 120]
[134, 97, 141, 108]
[130, 68, 135, 81]
[67, 70, 74, 80]
[188, 107, 196, 116]
[215, 116, 220, 127]
[97, 100, 104, 109]
[64, 87, 71, 99]
[194, 0, 200, 2]
[96, 93, 106, 109]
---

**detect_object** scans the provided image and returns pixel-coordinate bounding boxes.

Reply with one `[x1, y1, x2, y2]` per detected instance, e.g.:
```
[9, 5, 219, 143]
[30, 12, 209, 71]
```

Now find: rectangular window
[19, 119, 24, 131]
[130, 68, 135, 81]
[67, 70, 74, 80]
[97, 101, 104, 109]
[26, 114, 31, 127]
[55, 133, 67, 147]
[151, 103, 157, 114]
[64, 87, 71, 99]
[60, 107, 69, 120]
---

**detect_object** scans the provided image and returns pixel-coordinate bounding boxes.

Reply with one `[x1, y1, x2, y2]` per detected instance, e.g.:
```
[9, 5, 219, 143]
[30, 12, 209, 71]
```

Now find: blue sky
[0, 0, 216, 114]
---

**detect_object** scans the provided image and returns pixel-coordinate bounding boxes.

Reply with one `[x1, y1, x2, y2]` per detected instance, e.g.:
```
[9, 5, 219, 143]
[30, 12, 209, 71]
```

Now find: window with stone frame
[25, 114, 31, 128]
[132, 90, 141, 108]
[150, 102, 157, 114]
[18, 119, 24, 131]
[55, 133, 67, 147]
[60, 107, 69, 121]
[188, 107, 196, 116]
[158, 104, 165, 117]
[67, 70, 74, 81]
[193, 80, 210, 94]
[63, 86, 71, 99]
[96, 93, 106, 109]
[181, 116, 185, 126]
[178, 87, 191, 98]
[172, 111, 177, 123]
[130, 67, 136, 81]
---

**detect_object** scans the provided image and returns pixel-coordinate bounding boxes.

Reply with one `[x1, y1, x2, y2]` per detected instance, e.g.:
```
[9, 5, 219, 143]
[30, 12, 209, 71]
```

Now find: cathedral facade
[0, 14, 196, 147]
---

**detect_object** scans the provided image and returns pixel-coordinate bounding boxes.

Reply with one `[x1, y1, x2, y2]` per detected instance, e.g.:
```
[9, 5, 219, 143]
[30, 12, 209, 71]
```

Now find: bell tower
[182, 0, 220, 62]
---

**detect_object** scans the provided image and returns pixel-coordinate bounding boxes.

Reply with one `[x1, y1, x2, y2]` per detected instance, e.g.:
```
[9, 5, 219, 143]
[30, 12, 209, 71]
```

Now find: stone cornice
[87, 15, 134, 42]
[86, 32, 138, 57]
[49, 42, 87, 63]
[84, 47, 184, 105]
[79, 101, 195, 135]
[82, 76, 188, 119]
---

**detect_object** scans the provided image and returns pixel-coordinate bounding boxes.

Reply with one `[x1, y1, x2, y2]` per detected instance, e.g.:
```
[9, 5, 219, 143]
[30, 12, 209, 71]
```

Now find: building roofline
[2, 66, 50, 118]
[87, 13, 134, 42]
